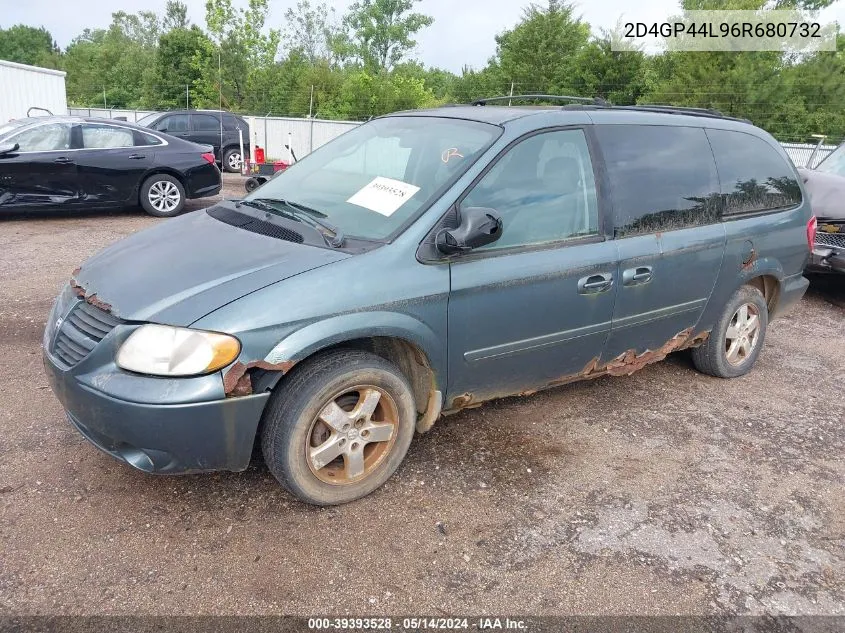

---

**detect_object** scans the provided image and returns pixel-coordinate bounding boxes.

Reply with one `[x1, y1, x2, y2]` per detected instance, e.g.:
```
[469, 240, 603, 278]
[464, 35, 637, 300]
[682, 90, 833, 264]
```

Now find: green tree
[343, 0, 434, 71]
[282, 0, 345, 64]
[146, 26, 213, 109]
[163, 0, 191, 31]
[0, 25, 59, 67]
[64, 11, 160, 107]
[196, 0, 281, 109]
[493, 0, 590, 94]
[571, 34, 647, 105]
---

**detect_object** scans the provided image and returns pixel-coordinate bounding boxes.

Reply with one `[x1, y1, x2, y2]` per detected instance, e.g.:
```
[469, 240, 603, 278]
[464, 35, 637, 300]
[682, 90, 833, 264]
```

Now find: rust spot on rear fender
[223, 359, 296, 397]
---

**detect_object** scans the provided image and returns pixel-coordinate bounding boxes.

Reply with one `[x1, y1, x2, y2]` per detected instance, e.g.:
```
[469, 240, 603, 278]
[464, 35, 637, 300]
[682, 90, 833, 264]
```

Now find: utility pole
[508, 82, 514, 106]
[103, 87, 107, 109]
[186, 84, 189, 110]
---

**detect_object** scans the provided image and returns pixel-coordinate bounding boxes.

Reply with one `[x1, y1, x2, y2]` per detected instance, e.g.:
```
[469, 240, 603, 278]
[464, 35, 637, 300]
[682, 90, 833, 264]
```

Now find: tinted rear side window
[706, 129, 802, 215]
[595, 125, 720, 238]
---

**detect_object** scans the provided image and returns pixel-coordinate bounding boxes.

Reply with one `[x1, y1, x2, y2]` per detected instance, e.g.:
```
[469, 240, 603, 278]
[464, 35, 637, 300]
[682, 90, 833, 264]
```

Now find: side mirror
[435, 206, 503, 255]
[0, 143, 20, 156]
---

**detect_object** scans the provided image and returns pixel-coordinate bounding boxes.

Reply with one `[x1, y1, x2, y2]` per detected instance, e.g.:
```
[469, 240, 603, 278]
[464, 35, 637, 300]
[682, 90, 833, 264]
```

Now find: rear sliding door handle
[128, 154, 146, 159]
[623, 266, 653, 286]
[53, 156, 74, 164]
[578, 273, 614, 294]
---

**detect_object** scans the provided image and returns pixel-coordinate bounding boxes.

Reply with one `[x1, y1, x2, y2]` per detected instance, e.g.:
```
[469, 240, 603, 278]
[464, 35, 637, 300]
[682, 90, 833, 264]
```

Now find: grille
[52, 301, 122, 367]
[207, 206, 304, 244]
[816, 231, 845, 249]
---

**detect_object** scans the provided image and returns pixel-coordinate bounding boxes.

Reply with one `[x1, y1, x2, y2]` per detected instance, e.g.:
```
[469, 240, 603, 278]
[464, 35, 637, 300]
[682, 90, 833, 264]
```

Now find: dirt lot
[1, 173, 843, 616]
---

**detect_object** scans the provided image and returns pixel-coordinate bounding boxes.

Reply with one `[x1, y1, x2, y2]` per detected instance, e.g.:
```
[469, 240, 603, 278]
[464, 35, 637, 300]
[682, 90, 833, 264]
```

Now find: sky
[1, 0, 843, 72]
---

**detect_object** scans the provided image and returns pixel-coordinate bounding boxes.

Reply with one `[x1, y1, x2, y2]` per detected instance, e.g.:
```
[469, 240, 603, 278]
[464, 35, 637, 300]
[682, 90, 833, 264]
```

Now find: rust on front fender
[223, 360, 297, 397]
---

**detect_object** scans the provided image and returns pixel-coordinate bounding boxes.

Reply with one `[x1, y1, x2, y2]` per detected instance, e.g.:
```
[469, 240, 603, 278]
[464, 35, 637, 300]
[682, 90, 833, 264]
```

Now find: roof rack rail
[615, 104, 750, 123]
[471, 94, 610, 107]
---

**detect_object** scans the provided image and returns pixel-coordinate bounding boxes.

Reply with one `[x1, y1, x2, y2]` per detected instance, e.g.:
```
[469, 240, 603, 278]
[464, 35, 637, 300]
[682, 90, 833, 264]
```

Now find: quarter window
[595, 125, 720, 237]
[155, 114, 189, 133]
[81, 124, 134, 149]
[9, 123, 72, 152]
[706, 129, 802, 214]
[461, 129, 599, 250]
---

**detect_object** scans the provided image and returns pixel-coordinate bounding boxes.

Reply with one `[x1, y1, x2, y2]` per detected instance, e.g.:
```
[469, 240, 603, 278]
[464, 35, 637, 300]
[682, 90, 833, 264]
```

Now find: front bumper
[42, 292, 269, 474]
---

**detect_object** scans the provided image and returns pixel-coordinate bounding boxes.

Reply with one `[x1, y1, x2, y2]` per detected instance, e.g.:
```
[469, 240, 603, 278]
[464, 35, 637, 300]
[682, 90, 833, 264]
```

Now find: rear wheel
[222, 147, 244, 173]
[139, 174, 185, 217]
[261, 349, 416, 505]
[692, 285, 769, 378]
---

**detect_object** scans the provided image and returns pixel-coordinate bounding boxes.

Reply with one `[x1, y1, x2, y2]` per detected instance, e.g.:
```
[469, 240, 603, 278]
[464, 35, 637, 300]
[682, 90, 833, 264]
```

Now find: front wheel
[139, 174, 185, 217]
[692, 285, 769, 378]
[261, 349, 416, 505]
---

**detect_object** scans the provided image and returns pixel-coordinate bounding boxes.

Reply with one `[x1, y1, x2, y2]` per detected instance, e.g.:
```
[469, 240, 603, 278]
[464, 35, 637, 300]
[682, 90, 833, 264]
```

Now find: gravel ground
[0, 173, 843, 616]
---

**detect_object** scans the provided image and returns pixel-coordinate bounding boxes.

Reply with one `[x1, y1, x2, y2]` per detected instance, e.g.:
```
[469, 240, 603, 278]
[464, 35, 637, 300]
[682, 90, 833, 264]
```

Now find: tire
[139, 174, 186, 217]
[244, 177, 262, 193]
[691, 285, 769, 378]
[261, 349, 416, 505]
[222, 147, 244, 173]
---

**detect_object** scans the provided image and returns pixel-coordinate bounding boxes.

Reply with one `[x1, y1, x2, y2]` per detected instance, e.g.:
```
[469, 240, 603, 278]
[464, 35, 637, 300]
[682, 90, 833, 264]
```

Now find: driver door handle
[53, 156, 74, 164]
[128, 154, 146, 160]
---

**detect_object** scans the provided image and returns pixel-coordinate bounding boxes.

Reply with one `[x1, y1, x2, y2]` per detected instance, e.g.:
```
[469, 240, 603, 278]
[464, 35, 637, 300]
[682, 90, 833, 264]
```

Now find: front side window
[193, 114, 221, 132]
[81, 124, 134, 149]
[461, 129, 599, 250]
[707, 129, 802, 215]
[246, 116, 501, 240]
[596, 125, 720, 237]
[816, 143, 845, 177]
[155, 114, 189, 133]
[9, 123, 73, 152]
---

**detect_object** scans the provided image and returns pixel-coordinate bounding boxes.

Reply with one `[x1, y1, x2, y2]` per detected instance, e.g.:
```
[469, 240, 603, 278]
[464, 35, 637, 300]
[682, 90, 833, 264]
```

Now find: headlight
[116, 324, 241, 377]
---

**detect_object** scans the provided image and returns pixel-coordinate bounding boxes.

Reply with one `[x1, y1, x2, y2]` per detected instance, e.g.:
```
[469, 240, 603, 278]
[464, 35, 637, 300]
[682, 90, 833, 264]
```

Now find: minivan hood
[798, 167, 845, 221]
[72, 206, 350, 324]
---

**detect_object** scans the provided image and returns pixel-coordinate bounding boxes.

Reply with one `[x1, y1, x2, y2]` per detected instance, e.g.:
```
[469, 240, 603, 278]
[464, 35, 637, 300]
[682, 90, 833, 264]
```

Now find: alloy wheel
[725, 302, 761, 366]
[147, 180, 181, 213]
[305, 386, 399, 485]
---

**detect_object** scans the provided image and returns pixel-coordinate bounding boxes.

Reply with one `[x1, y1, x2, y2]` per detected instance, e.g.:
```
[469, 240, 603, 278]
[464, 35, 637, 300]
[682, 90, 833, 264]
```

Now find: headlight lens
[116, 324, 241, 377]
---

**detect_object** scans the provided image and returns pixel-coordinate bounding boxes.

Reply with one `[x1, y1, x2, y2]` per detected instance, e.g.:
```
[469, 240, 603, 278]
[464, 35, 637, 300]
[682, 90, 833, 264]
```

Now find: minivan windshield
[135, 113, 160, 128]
[245, 116, 502, 240]
[817, 143, 845, 177]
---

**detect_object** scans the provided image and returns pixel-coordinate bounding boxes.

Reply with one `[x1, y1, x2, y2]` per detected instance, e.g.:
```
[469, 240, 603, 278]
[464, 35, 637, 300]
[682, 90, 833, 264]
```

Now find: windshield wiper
[252, 197, 345, 248]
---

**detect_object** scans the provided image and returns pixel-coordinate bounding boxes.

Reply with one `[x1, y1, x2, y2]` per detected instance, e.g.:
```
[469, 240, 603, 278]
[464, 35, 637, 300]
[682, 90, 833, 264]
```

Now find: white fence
[781, 142, 836, 169]
[67, 107, 360, 158]
[1, 60, 67, 122]
[68, 107, 838, 168]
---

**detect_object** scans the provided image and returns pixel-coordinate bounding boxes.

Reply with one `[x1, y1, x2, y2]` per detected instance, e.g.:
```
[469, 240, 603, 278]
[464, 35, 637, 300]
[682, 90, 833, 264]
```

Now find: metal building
[0, 60, 67, 122]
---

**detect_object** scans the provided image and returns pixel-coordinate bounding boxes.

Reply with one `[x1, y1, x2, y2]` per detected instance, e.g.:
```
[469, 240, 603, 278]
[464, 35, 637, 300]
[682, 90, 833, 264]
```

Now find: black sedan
[0, 116, 221, 217]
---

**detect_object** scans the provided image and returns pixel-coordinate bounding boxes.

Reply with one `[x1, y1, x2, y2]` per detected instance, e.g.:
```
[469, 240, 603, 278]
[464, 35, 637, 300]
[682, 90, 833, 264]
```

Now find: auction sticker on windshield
[347, 176, 421, 216]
